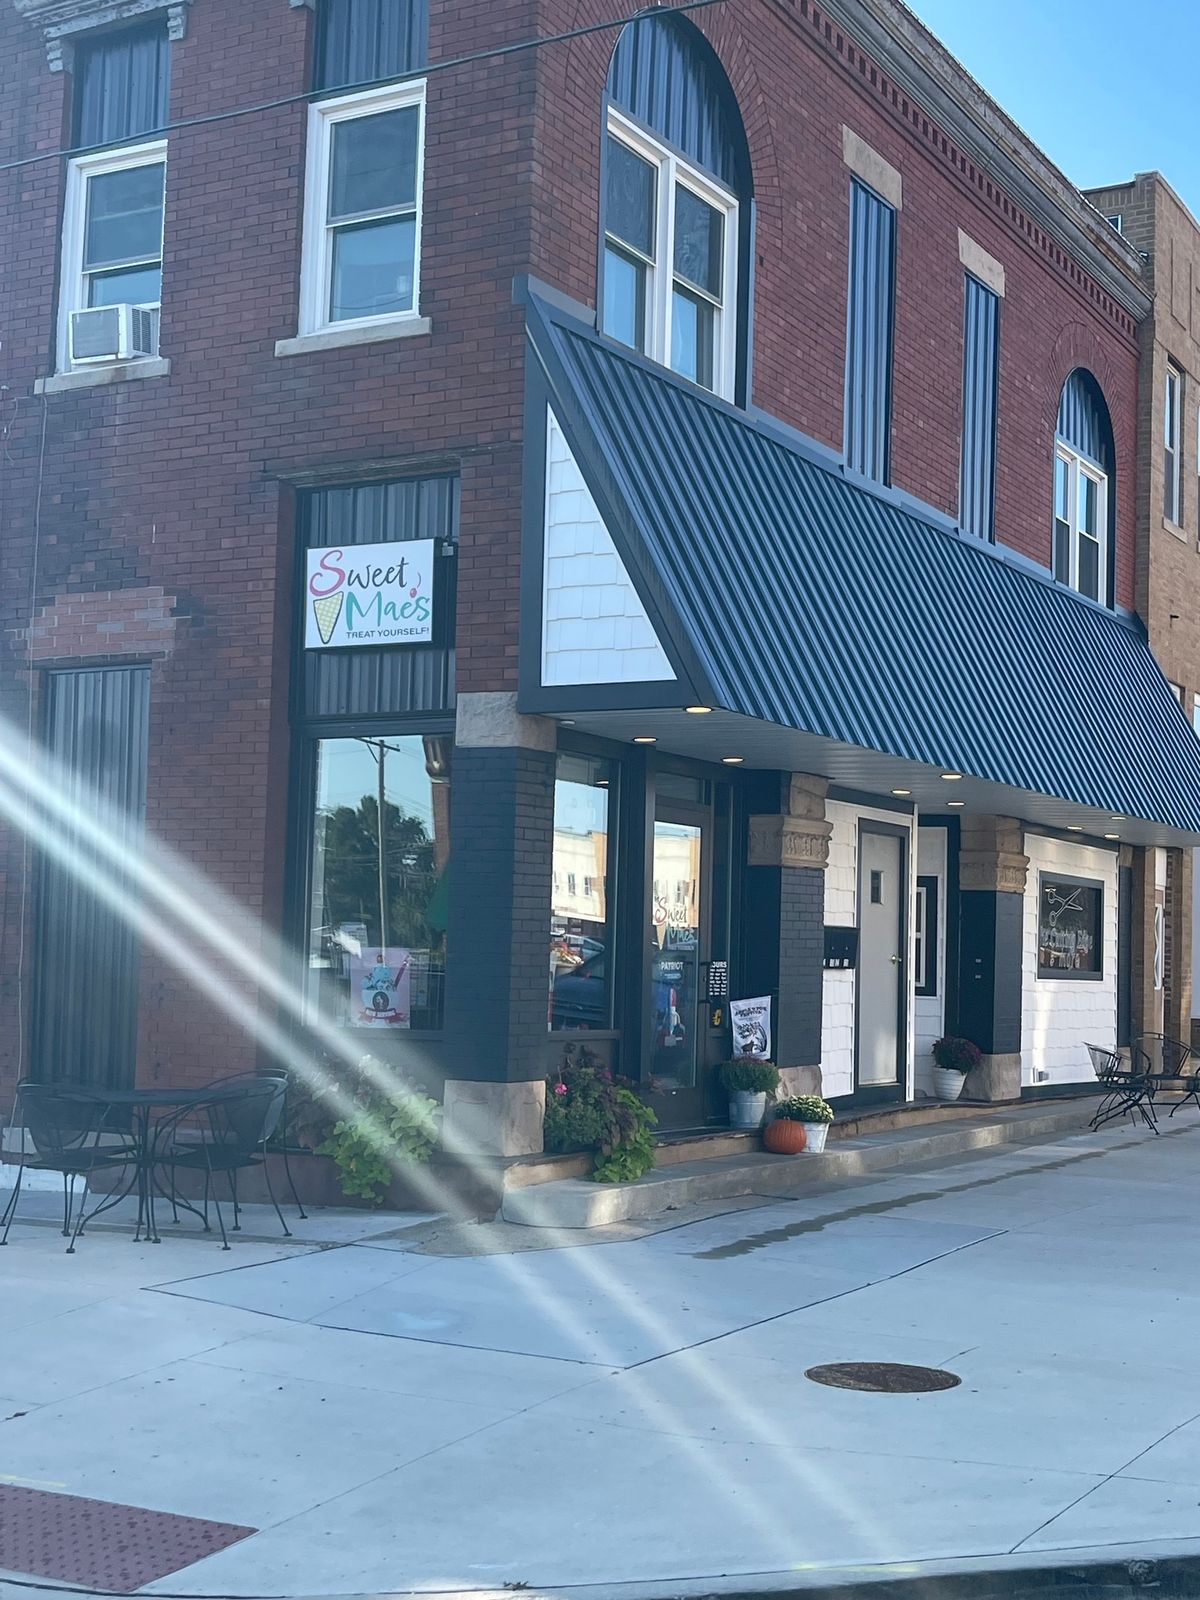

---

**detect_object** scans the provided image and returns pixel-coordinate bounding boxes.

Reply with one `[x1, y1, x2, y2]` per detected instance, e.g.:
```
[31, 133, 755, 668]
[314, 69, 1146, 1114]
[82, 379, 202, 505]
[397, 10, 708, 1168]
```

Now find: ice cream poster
[305, 540, 435, 649]
[349, 948, 412, 1028]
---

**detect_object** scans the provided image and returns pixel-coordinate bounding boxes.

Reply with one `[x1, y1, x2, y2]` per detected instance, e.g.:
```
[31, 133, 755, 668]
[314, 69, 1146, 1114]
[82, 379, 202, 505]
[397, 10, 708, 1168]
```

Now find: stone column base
[441, 1079, 546, 1159]
[963, 1052, 1021, 1102]
[777, 1065, 822, 1098]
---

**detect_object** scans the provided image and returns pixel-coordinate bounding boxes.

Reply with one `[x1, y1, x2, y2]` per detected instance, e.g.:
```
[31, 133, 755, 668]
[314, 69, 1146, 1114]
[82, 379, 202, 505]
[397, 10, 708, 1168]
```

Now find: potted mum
[718, 1057, 781, 1129]
[931, 1036, 982, 1101]
[770, 1093, 835, 1153]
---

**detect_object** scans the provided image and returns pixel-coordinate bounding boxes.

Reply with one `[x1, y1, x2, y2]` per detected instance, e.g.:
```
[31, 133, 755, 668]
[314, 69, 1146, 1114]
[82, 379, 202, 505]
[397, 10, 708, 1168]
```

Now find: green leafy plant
[544, 1046, 657, 1183]
[718, 1057, 781, 1095]
[774, 1093, 834, 1124]
[932, 1036, 983, 1074]
[317, 1082, 439, 1204]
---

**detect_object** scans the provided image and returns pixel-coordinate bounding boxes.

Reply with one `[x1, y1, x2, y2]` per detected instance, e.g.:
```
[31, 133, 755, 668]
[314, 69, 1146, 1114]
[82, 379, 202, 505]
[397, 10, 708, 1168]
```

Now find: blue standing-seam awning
[525, 293, 1200, 839]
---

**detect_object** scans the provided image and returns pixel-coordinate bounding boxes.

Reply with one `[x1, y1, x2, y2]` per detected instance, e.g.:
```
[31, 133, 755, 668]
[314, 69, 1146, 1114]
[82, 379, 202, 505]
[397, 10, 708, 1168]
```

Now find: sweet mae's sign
[305, 540, 435, 649]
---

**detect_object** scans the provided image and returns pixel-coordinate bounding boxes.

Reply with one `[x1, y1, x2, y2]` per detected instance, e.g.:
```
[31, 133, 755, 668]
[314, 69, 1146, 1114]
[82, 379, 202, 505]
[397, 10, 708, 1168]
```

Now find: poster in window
[1038, 876, 1103, 979]
[348, 947, 412, 1027]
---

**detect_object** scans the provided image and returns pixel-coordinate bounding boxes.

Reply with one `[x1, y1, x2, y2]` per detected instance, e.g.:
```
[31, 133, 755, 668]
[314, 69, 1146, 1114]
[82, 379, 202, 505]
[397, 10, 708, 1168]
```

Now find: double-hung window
[1054, 444, 1107, 602]
[601, 111, 738, 399]
[1165, 363, 1183, 524]
[58, 24, 169, 372]
[300, 81, 426, 334]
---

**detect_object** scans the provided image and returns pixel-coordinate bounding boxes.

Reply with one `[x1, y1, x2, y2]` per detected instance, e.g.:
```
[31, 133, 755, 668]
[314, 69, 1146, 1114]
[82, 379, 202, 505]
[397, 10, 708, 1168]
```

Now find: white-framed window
[601, 109, 738, 399]
[1165, 363, 1182, 523]
[299, 80, 426, 335]
[57, 140, 166, 372]
[1053, 444, 1107, 602]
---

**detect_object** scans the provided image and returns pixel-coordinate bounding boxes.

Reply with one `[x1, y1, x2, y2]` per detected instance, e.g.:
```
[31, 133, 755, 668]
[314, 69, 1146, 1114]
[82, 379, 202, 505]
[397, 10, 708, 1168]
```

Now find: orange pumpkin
[763, 1118, 807, 1155]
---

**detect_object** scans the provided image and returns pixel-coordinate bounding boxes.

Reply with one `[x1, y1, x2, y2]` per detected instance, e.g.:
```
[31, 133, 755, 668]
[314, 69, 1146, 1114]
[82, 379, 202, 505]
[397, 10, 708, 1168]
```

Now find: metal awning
[524, 294, 1200, 846]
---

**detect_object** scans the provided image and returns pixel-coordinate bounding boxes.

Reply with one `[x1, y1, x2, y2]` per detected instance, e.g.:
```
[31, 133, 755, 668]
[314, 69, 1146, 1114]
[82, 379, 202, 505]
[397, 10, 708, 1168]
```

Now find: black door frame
[852, 819, 909, 1106]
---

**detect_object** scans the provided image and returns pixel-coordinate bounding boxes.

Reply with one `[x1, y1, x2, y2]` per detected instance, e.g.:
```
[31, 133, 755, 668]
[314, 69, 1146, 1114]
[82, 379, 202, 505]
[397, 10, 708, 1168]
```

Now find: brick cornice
[762, 0, 1149, 342]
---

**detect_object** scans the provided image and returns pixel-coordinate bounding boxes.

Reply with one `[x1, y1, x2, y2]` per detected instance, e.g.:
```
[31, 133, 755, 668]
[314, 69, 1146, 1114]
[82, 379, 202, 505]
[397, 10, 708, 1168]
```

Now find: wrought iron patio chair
[1087, 1043, 1157, 1133]
[0, 1082, 136, 1252]
[159, 1078, 290, 1249]
[199, 1069, 308, 1219]
[1135, 1031, 1200, 1117]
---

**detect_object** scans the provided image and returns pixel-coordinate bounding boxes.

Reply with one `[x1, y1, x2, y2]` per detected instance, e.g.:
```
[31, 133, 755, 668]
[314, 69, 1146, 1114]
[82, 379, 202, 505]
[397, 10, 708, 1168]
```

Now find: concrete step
[500, 1100, 1097, 1228]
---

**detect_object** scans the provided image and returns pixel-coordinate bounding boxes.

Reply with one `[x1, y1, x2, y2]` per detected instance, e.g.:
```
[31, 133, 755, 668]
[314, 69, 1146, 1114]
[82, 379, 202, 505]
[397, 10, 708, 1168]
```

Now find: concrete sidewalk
[2, 1114, 1200, 1595]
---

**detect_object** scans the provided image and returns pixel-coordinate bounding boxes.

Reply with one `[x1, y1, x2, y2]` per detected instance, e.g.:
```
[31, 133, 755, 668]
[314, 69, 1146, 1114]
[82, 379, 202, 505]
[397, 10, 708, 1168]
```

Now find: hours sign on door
[305, 540, 435, 649]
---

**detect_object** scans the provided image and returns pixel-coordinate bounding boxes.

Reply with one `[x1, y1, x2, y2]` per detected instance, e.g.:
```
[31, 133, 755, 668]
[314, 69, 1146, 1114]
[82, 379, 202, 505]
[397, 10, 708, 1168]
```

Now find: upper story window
[57, 23, 169, 373]
[603, 114, 737, 396]
[844, 179, 896, 483]
[1054, 368, 1115, 605]
[601, 13, 751, 404]
[959, 273, 1000, 540]
[315, 0, 427, 92]
[1164, 363, 1183, 525]
[300, 82, 425, 333]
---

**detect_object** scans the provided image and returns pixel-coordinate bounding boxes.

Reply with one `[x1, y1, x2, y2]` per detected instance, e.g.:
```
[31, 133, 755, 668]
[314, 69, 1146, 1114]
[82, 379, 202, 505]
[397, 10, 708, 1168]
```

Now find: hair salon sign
[305, 540, 435, 649]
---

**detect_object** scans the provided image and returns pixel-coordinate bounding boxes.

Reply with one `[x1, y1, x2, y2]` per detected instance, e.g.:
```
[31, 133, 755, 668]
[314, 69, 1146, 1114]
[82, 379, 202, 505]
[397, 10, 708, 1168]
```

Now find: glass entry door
[645, 791, 717, 1129]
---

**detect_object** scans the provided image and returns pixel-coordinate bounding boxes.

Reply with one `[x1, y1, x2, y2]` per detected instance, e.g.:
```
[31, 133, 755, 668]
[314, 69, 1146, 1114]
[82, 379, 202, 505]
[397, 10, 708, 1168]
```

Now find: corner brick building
[2, 0, 1199, 1159]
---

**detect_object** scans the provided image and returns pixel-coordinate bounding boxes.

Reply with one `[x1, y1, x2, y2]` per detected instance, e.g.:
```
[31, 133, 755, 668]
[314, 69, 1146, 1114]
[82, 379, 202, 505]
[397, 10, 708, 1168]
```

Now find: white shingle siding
[1021, 834, 1118, 1087]
[542, 409, 676, 686]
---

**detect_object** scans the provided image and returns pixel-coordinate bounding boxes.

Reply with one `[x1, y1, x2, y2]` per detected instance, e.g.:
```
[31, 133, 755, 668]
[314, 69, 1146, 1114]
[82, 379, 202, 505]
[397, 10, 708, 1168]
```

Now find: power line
[0, 0, 726, 178]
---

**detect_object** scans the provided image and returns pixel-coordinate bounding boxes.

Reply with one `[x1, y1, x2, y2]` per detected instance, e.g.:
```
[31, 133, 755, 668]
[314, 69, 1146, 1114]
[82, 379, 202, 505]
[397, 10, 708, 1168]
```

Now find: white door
[858, 828, 905, 1090]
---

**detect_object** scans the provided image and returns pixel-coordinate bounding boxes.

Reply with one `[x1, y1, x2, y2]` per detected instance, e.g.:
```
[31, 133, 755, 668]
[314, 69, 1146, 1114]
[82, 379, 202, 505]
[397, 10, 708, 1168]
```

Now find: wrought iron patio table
[55, 1084, 244, 1244]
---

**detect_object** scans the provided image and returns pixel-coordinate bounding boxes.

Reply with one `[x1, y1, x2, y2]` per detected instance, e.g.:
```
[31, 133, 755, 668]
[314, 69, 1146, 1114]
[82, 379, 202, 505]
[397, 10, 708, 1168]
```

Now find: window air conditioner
[69, 304, 155, 364]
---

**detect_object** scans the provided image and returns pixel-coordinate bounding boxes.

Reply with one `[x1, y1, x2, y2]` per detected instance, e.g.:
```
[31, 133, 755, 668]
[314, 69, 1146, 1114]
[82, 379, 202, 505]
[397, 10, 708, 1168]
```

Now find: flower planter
[729, 1090, 768, 1129]
[932, 1067, 966, 1102]
[763, 1118, 807, 1154]
[802, 1121, 829, 1153]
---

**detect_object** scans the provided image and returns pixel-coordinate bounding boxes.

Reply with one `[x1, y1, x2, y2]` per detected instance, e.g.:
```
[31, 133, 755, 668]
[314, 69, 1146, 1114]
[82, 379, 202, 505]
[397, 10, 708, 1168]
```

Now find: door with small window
[855, 823, 907, 1100]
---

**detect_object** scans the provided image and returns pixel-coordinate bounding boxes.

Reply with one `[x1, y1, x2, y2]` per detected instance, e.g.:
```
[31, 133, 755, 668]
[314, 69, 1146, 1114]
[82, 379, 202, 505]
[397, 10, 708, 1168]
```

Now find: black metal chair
[160, 1078, 290, 1249]
[199, 1069, 308, 1220]
[1135, 1031, 1200, 1117]
[1087, 1043, 1157, 1133]
[1, 1082, 136, 1252]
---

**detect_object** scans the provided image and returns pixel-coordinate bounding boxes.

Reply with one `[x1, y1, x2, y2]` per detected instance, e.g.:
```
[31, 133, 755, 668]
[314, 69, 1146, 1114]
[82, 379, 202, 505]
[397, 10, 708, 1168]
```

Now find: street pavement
[1, 1116, 1200, 1595]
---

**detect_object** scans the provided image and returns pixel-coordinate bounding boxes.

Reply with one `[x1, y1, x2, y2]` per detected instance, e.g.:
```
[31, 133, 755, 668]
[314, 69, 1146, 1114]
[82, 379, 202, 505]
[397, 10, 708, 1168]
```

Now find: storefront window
[307, 733, 451, 1029]
[1037, 874, 1102, 979]
[549, 753, 614, 1030]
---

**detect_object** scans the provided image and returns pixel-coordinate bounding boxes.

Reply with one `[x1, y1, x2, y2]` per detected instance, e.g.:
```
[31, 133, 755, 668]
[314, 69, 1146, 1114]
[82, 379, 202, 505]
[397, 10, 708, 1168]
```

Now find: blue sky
[908, 0, 1199, 214]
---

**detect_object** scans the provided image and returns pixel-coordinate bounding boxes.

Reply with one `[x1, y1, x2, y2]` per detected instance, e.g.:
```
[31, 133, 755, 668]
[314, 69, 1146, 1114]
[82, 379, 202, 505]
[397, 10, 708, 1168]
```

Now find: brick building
[2, 0, 1199, 1158]
[1083, 173, 1200, 1056]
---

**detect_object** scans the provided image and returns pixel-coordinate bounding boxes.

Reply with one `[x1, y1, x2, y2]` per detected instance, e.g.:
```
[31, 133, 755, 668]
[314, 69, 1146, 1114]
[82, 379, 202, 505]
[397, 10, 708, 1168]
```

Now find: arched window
[601, 14, 752, 401]
[1054, 369, 1115, 605]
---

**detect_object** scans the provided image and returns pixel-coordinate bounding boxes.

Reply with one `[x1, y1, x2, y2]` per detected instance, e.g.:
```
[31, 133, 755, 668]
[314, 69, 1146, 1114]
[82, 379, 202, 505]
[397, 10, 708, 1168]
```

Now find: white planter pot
[933, 1066, 966, 1102]
[802, 1122, 829, 1153]
[729, 1091, 768, 1129]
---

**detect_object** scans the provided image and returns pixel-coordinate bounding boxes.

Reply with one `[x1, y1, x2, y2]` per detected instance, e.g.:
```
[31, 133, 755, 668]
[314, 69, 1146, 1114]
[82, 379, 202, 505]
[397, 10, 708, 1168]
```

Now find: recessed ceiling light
[561, 719, 575, 726]
[632, 735, 656, 744]
[685, 705, 712, 714]
[941, 771, 963, 781]
[947, 800, 966, 808]
[721, 755, 744, 764]
[1066, 825, 1083, 832]
[891, 788, 911, 796]
[1105, 832, 1120, 840]
[1110, 815, 1126, 822]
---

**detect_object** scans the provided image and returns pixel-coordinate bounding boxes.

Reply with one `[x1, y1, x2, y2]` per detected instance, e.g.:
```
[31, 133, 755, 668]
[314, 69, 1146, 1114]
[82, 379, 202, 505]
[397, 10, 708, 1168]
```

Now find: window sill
[1163, 516, 1189, 541]
[275, 316, 433, 357]
[34, 357, 170, 395]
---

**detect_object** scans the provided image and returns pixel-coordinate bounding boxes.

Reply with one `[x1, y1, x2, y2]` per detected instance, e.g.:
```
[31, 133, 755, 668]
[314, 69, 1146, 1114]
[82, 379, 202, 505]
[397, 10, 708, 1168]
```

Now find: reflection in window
[1054, 443, 1106, 602]
[549, 754, 614, 1030]
[307, 734, 450, 1029]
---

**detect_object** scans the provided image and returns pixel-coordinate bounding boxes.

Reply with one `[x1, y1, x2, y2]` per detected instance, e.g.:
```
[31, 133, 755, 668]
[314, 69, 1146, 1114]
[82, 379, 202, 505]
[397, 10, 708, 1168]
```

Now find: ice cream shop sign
[305, 540, 436, 649]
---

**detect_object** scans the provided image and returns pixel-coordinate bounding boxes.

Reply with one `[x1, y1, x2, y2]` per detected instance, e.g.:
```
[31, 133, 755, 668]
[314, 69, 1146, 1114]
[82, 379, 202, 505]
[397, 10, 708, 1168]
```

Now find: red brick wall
[533, 0, 1141, 602]
[0, 0, 1142, 1095]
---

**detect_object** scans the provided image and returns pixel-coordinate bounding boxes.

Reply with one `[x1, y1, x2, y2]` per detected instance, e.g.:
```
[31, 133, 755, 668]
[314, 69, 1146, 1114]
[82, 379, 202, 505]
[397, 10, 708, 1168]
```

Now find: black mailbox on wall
[823, 926, 859, 970]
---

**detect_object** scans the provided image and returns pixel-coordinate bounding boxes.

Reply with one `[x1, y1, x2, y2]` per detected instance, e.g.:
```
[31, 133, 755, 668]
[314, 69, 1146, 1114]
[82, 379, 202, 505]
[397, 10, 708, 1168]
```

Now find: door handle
[890, 955, 901, 965]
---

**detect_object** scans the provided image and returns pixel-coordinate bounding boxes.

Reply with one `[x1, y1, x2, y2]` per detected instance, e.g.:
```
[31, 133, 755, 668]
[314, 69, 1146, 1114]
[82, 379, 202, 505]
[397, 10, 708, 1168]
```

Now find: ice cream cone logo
[312, 591, 344, 645]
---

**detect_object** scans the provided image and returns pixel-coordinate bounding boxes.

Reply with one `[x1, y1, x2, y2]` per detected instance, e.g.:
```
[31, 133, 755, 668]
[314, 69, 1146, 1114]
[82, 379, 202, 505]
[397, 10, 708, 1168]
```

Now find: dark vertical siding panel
[76, 24, 170, 148]
[300, 475, 456, 720]
[960, 275, 999, 540]
[607, 14, 741, 189]
[315, 0, 428, 90]
[32, 666, 150, 1088]
[844, 181, 895, 483]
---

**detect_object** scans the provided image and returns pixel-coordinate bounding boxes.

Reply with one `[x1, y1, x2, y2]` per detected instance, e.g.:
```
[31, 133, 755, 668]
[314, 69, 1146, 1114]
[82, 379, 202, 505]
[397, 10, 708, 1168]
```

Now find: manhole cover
[805, 1362, 961, 1393]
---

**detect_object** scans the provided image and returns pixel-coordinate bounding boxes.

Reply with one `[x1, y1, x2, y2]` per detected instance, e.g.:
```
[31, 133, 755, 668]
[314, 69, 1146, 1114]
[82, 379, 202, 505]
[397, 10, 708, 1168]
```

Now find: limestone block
[963, 1052, 1021, 1102]
[441, 1078, 546, 1158]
